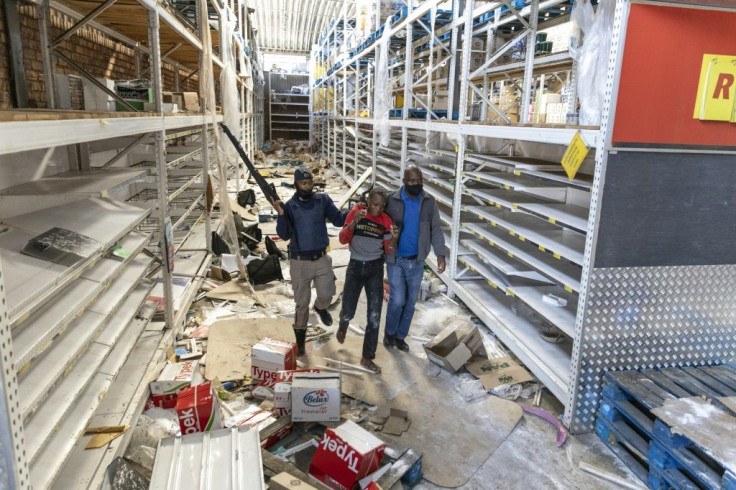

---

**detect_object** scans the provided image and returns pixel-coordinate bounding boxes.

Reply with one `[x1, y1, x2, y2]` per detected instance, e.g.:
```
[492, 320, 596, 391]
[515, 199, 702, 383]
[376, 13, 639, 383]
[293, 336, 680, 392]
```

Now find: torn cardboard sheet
[466, 357, 533, 391]
[382, 409, 411, 435]
[205, 318, 294, 381]
[84, 425, 130, 449]
[230, 199, 258, 221]
[205, 280, 257, 304]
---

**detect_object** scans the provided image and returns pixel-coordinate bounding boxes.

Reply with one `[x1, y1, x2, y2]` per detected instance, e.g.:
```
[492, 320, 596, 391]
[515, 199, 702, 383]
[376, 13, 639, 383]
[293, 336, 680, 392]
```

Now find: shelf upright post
[479, 14, 496, 122]
[0, 258, 29, 489]
[400, 3, 414, 175]
[354, 62, 359, 179]
[39, 0, 56, 109]
[197, 0, 212, 253]
[449, 0, 474, 281]
[309, 48, 315, 147]
[520, 0, 539, 123]
[446, 0, 460, 121]
[148, 6, 174, 328]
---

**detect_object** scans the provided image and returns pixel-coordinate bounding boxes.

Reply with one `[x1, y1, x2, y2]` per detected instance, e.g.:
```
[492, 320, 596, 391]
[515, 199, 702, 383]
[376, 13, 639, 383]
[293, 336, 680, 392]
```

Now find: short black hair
[368, 188, 387, 202]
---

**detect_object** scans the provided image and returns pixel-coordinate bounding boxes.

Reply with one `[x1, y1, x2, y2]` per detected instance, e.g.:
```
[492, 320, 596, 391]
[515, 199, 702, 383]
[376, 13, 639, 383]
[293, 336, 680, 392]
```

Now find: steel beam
[50, 0, 118, 49]
[3, 0, 30, 107]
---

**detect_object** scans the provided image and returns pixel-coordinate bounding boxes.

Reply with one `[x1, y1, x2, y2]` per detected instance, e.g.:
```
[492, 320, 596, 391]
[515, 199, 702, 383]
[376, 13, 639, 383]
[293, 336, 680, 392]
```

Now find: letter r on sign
[713, 73, 735, 99]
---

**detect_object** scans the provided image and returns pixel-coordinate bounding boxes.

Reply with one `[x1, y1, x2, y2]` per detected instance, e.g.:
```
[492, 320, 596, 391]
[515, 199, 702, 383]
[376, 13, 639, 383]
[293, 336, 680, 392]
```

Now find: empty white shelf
[463, 206, 585, 266]
[511, 285, 577, 338]
[461, 239, 553, 284]
[463, 222, 581, 292]
[515, 202, 589, 233]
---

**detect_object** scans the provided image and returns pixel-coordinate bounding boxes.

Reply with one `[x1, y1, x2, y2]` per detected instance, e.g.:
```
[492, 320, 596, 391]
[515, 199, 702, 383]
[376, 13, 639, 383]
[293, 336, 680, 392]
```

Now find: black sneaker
[383, 334, 395, 348]
[396, 339, 410, 352]
[314, 307, 333, 326]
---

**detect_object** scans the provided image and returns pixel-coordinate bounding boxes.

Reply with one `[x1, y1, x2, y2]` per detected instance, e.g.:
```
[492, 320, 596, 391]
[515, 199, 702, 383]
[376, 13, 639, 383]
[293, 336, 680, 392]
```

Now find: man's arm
[274, 200, 291, 240]
[339, 207, 363, 244]
[429, 199, 446, 273]
[323, 194, 348, 227]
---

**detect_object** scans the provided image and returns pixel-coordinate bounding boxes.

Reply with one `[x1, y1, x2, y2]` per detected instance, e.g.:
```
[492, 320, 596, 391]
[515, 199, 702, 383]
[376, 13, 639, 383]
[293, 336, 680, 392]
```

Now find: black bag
[242, 222, 263, 250]
[211, 232, 231, 256]
[246, 255, 283, 285]
[237, 189, 256, 207]
[264, 236, 286, 260]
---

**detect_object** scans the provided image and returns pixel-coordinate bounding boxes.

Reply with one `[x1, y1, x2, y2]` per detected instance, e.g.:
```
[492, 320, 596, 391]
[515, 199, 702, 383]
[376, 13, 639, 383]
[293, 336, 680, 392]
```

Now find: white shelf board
[516, 202, 589, 234]
[458, 253, 512, 292]
[461, 239, 553, 284]
[2, 199, 150, 324]
[463, 206, 585, 266]
[519, 169, 593, 192]
[468, 154, 562, 172]
[511, 285, 577, 338]
[426, 177, 454, 193]
[30, 283, 154, 489]
[14, 252, 152, 380]
[0, 169, 148, 197]
[463, 222, 581, 292]
[464, 171, 568, 197]
[423, 183, 454, 208]
[0, 114, 220, 156]
[464, 187, 552, 211]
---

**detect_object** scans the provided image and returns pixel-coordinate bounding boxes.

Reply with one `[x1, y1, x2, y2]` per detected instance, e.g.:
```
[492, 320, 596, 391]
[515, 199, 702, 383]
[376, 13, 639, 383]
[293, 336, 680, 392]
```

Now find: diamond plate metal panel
[568, 264, 736, 433]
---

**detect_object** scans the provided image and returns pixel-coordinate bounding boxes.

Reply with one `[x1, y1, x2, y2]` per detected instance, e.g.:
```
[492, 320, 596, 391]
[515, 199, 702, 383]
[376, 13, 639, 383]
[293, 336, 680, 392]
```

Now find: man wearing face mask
[272, 166, 348, 355]
[383, 165, 446, 352]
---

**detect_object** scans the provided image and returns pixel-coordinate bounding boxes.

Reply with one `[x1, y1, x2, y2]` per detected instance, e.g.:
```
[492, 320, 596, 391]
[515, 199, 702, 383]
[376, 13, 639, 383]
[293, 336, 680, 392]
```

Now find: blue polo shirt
[397, 188, 421, 257]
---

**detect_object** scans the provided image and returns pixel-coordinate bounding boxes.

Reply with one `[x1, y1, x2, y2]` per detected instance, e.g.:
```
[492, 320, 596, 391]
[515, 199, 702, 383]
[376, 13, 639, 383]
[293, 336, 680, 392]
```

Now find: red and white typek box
[251, 337, 297, 382]
[309, 420, 386, 490]
[175, 381, 223, 435]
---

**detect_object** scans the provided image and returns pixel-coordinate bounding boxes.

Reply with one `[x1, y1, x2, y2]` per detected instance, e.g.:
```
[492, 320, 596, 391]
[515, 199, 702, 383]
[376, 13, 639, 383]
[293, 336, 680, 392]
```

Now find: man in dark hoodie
[272, 166, 347, 355]
[383, 165, 446, 352]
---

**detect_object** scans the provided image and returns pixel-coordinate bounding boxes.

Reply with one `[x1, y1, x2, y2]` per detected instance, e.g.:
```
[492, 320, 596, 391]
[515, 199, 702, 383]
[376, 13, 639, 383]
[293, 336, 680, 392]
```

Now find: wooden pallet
[596, 365, 736, 490]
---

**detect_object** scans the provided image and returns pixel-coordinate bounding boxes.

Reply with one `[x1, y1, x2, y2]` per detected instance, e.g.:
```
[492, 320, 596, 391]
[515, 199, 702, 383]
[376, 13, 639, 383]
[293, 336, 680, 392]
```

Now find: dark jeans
[339, 257, 385, 359]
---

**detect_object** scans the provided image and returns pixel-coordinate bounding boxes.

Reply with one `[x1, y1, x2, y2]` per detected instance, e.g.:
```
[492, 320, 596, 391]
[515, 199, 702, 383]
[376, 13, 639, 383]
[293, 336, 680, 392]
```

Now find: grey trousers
[289, 254, 336, 330]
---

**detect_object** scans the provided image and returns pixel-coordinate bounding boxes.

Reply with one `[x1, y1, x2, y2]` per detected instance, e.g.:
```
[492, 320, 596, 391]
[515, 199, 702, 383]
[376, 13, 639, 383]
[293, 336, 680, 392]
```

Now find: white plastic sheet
[569, 0, 616, 126]
[373, 19, 393, 147]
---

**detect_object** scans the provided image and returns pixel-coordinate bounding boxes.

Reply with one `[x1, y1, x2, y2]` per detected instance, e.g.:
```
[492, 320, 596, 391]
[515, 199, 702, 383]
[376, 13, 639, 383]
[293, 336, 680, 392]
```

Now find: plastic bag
[569, 0, 616, 125]
[373, 19, 393, 147]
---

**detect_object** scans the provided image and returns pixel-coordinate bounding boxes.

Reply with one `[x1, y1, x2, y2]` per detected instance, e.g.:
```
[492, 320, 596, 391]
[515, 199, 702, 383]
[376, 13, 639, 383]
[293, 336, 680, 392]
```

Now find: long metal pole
[148, 8, 175, 329]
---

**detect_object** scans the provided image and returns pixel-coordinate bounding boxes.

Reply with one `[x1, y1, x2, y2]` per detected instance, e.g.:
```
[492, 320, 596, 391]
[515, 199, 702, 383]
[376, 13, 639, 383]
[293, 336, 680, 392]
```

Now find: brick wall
[0, 3, 199, 110]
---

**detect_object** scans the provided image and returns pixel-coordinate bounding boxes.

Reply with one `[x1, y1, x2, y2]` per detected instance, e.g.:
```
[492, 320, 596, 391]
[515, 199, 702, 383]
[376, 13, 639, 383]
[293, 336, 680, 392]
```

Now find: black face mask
[405, 184, 423, 197]
[296, 188, 314, 200]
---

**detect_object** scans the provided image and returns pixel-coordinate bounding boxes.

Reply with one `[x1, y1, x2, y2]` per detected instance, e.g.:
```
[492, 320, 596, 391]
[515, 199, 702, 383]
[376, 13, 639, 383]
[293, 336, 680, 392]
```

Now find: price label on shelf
[561, 132, 590, 181]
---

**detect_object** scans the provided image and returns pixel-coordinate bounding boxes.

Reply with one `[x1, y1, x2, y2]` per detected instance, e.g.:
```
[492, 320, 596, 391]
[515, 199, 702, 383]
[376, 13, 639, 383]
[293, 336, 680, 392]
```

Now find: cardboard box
[176, 91, 200, 112]
[82, 77, 116, 111]
[150, 359, 203, 395]
[176, 381, 223, 434]
[150, 393, 178, 409]
[143, 102, 179, 113]
[309, 420, 385, 490]
[466, 356, 533, 390]
[291, 373, 341, 422]
[251, 338, 298, 382]
[253, 368, 320, 400]
[270, 472, 319, 490]
[423, 319, 486, 372]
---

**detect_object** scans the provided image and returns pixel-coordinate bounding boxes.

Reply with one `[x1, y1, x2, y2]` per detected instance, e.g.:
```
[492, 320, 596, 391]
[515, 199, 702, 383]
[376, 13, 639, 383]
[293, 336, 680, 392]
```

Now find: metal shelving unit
[267, 72, 310, 140]
[312, 0, 736, 435]
[0, 0, 264, 486]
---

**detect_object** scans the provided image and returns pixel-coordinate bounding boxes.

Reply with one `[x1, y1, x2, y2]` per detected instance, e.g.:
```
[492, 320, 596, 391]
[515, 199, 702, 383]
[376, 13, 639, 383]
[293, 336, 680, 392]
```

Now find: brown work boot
[360, 358, 382, 374]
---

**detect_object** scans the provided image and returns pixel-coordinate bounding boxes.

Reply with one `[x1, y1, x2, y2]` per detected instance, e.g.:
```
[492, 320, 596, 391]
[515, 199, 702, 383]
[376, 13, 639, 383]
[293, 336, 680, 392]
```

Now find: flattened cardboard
[269, 472, 318, 490]
[466, 357, 533, 390]
[382, 409, 410, 435]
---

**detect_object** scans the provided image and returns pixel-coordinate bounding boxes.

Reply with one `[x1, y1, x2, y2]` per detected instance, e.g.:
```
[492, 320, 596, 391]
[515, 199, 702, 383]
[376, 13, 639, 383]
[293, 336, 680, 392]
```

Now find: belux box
[291, 373, 341, 422]
[309, 420, 385, 490]
[150, 359, 203, 395]
[253, 368, 319, 400]
[251, 337, 298, 382]
[423, 319, 486, 373]
[176, 381, 223, 435]
[150, 392, 178, 409]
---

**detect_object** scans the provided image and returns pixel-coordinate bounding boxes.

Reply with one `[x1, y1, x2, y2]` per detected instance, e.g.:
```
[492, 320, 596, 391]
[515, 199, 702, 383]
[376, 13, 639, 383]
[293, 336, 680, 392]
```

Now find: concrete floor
[302, 263, 644, 490]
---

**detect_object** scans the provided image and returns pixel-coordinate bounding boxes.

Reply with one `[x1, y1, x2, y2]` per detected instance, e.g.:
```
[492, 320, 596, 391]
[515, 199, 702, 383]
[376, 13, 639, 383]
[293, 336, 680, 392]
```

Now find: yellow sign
[560, 132, 589, 181]
[693, 54, 736, 122]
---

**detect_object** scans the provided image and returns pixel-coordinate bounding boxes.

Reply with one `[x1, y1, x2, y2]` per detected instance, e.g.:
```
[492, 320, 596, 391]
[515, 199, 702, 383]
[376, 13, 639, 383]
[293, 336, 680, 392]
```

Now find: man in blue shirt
[272, 166, 348, 355]
[383, 165, 446, 351]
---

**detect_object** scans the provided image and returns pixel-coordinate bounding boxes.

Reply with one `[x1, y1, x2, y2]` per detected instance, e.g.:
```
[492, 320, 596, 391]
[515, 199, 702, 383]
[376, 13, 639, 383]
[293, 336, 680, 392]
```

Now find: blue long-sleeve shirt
[276, 193, 347, 254]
